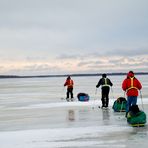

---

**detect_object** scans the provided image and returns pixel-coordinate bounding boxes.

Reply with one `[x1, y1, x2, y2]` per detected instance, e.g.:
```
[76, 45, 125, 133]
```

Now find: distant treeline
[0, 72, 148, 79]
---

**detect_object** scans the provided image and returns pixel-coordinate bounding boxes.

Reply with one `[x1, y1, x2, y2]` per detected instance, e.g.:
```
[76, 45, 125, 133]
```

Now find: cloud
[0, 53, 147, 75]
[105, 48, 148, 56]
[55, 52, 148, 74]
[0, 0, 148, 75]
[1, 0, 148, 52]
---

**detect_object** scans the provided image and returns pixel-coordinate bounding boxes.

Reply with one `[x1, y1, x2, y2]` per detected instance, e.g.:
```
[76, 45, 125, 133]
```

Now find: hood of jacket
[127, 71, 134, 78]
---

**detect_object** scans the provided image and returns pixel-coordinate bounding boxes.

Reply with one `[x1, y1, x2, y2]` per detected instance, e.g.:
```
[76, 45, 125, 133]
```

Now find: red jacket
[122, 72, 142, 96]
[64, 79, 74, 88]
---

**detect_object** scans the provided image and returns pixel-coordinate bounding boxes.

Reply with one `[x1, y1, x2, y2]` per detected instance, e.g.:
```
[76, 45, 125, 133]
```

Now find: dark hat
[102, 73, 107, 78]
[67, 76, 71, 80]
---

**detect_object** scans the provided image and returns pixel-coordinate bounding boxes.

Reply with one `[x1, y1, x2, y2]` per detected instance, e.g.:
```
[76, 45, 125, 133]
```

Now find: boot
[66, 98, 70, 102]
[70, 98, 74, 101]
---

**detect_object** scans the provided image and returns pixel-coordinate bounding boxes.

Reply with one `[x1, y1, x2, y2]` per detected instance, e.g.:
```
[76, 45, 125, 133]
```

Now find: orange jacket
[64, 79, 74, 88]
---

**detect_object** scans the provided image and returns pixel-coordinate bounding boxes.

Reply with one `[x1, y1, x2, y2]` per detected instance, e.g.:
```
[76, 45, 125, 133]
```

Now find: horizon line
[0, 72, 148, 79]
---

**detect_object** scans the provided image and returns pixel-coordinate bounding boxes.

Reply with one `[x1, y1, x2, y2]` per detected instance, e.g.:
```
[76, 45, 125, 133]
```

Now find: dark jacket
[96, 77, 113, 88]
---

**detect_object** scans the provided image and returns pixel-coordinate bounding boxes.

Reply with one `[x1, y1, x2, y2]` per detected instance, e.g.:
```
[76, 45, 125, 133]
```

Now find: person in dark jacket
[64, 76, 74, 101]
[122, 71, 142, 114]
[96, 74, 113, 108]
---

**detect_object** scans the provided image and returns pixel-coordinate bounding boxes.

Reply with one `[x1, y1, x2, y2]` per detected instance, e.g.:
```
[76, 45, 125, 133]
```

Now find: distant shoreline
[0, 72, 148, 79]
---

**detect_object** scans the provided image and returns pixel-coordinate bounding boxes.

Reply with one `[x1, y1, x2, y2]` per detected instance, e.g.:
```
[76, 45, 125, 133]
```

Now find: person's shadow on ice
[102, 109, 110, 124]
[68, 110, 75, 121]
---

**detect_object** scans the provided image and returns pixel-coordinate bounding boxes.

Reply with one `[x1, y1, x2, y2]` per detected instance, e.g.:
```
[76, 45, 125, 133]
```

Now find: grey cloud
[75, 55, 148, 72]
[0, 66, 5, 70]
[0, 0, 148, 53]
[23, 64, 53, 71]
[8, 63, 64, 75]
[56, 52, 107, 60]
[77, 61, 92, 67]
[56, 54, 79, 60]
[26, 56, 49, 62]
[0, 0, 148, 74]
[57, 48, 148, 62]
[78, 59, 107, 67]
[105, 48, 148, 56]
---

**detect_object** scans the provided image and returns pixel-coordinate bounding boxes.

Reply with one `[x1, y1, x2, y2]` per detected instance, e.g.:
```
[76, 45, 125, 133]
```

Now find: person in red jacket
[122, 71, 142, 114]
[64, 76, 74, 101]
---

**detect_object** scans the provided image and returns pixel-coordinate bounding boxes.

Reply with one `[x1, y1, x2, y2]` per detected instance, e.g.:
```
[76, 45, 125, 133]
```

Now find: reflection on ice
[67, 110, 75, 121]
[102, 109, 110, 126]
[0, 101, 148, 148]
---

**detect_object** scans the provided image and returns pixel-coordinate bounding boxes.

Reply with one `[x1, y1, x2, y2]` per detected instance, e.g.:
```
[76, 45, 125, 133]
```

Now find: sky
[0, 0, 148, 75]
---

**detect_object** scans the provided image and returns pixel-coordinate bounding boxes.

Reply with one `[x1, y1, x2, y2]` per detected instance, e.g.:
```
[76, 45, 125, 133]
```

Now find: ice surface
[0, 99, 148, 148]
[0, 76, 148, 148]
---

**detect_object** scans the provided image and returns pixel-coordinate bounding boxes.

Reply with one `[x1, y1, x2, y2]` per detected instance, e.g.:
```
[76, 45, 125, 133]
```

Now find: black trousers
[101, 86, 110, 107]
[67, 88, 73, 98]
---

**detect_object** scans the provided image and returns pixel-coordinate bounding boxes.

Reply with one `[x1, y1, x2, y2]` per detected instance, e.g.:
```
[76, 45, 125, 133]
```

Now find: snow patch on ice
[12, 98, 148, 110]
[0, 125, 131, 148]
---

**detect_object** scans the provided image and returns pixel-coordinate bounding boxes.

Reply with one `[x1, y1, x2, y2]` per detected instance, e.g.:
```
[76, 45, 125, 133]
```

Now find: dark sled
[77, 93, 89, 102]
[112, 97, 127, 112]
[127, 105, 146, 127]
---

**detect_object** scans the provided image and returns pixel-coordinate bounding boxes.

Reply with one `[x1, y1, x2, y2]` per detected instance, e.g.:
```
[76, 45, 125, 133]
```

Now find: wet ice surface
[0, 99, 148, 148]
[0, 76, 148, 148]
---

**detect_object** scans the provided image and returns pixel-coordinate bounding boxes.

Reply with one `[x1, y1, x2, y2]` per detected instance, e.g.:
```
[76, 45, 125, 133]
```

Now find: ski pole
[140, 90, 144, 111]
[61, 86, 65, 100]
[124, 91, 126, 98]
[111, 87, 115, 100]
[92, 88, 97, 109]
[95, 88, 97, 95]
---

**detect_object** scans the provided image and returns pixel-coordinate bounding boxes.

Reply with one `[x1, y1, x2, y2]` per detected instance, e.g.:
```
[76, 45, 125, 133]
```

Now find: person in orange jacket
[122, 71, 142, 114]
[64, 76, 74, 101]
